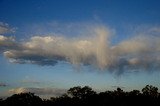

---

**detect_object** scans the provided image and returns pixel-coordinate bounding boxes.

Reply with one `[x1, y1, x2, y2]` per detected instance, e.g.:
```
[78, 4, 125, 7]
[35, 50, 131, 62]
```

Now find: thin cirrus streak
[8, 87, 66, 97]
[0, 25, 160, 74]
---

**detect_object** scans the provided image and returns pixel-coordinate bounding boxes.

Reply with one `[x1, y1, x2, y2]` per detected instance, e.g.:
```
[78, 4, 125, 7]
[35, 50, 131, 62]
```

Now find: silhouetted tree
[1, 85, 160, 106]
[129, 90, 140, 96]
[142, 85, 158, 97]
[4, 92, 42, 106]
[67, 86, 81, 98]
[67, 86, 96, 99]
[0, 98, 4, 106]
[0, 98, 3, 102]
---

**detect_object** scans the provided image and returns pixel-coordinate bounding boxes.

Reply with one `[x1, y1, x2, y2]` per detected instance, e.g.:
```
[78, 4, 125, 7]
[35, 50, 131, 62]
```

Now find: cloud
[3, 26, 114, 69]
[0, 22, 15, 34]
[19, 78, 52, 88]
[0, 22, 17, 52]
[0, 35, 20, 52]
[1, 25, 160, 74]
[21, 79, 41, 84]
[0, 82, 7, 87]
[8, 87, 66, 97]
[110, 32, 160, 73]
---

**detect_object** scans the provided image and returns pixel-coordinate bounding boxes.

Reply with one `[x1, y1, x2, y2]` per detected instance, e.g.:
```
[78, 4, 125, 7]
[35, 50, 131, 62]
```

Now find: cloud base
[0, 25, 160, 74]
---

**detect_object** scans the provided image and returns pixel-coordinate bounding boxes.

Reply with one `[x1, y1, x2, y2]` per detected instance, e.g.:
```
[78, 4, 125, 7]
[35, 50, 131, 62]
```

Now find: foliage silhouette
[142, 85, 158, 97]
[3, 92, 42, 106]
[67, 86, 96, 99]
[0, 85, 160, 106]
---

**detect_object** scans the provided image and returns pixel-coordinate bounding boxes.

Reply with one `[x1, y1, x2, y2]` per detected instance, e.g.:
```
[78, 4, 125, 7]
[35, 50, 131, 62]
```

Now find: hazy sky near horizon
[0, 0, 160, 98]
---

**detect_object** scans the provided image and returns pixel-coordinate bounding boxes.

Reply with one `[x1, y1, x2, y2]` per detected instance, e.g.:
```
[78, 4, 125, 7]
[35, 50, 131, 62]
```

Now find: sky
[0, 0, 160, 98]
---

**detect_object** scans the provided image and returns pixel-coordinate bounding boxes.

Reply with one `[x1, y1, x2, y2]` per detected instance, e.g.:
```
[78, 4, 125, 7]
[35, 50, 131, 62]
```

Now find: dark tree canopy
[0, 85, 160, 106]
[4, 92, 42, 106]
[67, 86, 96, 99]
[142, 85, 158, 97]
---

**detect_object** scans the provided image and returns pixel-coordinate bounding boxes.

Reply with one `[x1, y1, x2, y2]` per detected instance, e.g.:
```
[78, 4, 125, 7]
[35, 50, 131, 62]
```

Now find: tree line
[0, 85, 160, 106]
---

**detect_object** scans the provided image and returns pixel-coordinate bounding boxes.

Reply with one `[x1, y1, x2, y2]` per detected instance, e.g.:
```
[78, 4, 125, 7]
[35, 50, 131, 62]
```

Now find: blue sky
[0, 0, 160, 98]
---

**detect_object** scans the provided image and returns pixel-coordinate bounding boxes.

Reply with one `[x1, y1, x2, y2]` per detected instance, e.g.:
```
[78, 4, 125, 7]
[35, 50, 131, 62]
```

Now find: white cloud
[8, 87, 66, 97]
[3, 26, 116, 69]
[0, 35, 18, 52]
[0, 22, 15, 34]
[113, 36, 160, 55]
[1, 25, 160, 73]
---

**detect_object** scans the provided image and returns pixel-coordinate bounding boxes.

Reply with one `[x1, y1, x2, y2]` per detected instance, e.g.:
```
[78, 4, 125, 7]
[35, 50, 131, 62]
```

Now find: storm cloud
[1, 25, 160, 73]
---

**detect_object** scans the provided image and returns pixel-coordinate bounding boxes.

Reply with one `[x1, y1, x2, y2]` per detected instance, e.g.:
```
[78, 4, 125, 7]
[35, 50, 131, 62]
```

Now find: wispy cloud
[0, 82, 7, 87]
[19, 77, 54, 88]
[0, 35, 19, 52]
[0, 24, 160, 74]
[0, 22, 15, 34]
[21, 79, 41, 84]
[0, 22, 18, 52]
[8, 87, 66, 97]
